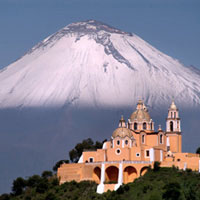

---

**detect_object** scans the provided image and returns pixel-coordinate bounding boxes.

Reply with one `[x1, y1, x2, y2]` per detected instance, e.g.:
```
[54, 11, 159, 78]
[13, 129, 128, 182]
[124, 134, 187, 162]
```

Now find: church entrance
[123, 166, 137, 184]
[105, 166, 119, 183]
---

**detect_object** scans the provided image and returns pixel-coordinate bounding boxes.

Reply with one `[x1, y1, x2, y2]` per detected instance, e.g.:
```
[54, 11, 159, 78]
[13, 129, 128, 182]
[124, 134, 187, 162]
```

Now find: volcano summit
[0, 20, 200, 109]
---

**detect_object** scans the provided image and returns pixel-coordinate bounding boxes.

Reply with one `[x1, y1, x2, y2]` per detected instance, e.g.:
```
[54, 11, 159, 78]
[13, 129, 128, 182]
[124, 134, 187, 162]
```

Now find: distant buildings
[58, 100, 200, 193]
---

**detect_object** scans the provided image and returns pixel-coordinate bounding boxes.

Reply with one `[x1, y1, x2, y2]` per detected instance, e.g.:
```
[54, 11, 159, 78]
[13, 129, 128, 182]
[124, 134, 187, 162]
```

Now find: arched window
[170, 121, 173, 132]
[174, 112, 176, 118]
[142, 135, 145, 144]
[134, 123, 137, 130]
[160, 134, 163, 144]
[143, 122, 147, 130]
[171, 112, 173, 118]
[150, 123, 153, 130]
[117, 140, 120, 145]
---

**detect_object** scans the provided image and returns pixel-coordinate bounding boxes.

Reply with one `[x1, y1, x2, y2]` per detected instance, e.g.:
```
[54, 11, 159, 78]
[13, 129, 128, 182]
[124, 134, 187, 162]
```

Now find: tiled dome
[112, 127, 133, 138]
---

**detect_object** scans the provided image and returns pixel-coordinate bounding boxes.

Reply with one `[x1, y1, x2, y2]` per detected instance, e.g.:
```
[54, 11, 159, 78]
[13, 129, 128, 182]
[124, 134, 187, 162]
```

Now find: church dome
[130, 109, 151, 122]
[112, 127, 133, 138]
[130, 100, 151, 122]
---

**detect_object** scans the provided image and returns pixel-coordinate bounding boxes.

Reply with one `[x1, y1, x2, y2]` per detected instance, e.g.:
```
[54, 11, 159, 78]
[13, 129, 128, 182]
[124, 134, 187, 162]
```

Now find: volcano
[0, 20, 200, 109]
[0, 20, 200, 194]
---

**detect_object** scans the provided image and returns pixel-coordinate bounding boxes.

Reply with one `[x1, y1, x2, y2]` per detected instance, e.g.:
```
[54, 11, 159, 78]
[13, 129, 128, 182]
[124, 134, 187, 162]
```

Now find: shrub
[153, 161, 161, 171]
[162, 182, 182, 200]
[42, 171, 53, 179]
[53, 160, 69, 172]
[12, 177, 27, 195]
[0, 194, 10, 200]
[27, 175, 41, 187]
[196, 147, 200, 154]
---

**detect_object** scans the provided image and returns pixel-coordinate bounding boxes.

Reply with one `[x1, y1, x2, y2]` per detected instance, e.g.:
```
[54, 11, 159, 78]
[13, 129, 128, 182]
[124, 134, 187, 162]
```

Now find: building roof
[130, 100, 151, 122]
[112, 127, 133, 138]
[170, 100, 177, 110]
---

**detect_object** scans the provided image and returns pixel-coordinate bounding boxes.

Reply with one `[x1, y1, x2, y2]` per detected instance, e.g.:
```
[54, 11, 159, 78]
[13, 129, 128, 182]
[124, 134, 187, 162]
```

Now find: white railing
[86, 160, 152, 165]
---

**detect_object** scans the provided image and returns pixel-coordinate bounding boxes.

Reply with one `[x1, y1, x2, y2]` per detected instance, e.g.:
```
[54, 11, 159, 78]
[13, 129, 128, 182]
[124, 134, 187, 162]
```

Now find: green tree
[27, 175, 41, 187]
[36, 178, 49, 193]
[12, 177, 27, 195]
[45, 192, 58, 200]
[153, 161, 161, 171]
[53, 160, 69, 172]
[0, 194, 10, 200]
[196, 147, 200, 154]
[41, 170, 53, 179]
[163, 182, 182, 200]
[69, 138, 105, 163]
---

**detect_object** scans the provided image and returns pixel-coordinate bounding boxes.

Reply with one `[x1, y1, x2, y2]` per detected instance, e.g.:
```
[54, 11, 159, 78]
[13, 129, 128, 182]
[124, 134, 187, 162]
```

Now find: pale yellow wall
[130, 147, 142, 161]
[106, 147, 130, 161]
[83, 149, 105, 162]
[167, 134, 180, 153]
[145, 134, 158, 147]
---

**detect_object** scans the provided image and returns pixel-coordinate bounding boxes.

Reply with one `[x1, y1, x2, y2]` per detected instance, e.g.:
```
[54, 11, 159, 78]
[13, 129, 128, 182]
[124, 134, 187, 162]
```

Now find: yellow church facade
[57, 100, 200, 193]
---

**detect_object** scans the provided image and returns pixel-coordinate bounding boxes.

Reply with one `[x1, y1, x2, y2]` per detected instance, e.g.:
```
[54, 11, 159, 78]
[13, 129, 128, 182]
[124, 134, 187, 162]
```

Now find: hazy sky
[0, 0, 200, 69]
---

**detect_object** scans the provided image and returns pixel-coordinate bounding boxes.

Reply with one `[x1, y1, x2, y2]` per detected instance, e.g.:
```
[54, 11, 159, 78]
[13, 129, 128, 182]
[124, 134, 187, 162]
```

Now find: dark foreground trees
[196, 147, 200, 154]
[1, 166, 200, 200]
[69, 138, 106, 163]
[12, 177, 26, 196]
[52, 138, 106, 172]
[53, 160, 69, 172]
[1, 138, 199, 200]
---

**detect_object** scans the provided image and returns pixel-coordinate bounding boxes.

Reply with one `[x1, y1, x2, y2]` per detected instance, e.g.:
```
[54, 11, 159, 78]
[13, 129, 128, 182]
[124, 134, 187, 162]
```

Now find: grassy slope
[1, 167, 200, 200]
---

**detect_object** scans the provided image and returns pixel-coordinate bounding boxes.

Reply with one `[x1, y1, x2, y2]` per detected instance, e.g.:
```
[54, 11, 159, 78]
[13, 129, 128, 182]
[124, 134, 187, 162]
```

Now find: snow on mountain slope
[0, 20, 200, 109]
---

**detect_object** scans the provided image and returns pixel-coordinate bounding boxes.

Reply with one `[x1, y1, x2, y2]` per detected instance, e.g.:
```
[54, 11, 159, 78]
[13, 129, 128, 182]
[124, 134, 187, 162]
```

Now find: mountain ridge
[0, 20, 200, 110]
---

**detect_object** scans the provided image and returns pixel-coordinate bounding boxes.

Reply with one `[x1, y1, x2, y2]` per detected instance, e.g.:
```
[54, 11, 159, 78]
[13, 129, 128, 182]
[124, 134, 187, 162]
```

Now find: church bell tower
[166, 101, 182, 153]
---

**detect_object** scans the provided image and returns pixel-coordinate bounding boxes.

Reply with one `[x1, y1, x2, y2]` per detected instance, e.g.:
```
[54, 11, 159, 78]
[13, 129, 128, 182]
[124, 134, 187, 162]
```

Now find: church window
[143, 122, 147, 130]
[167, 146, 170, 152]
[170, 121, 174, 132]
[116, 148, 121, 155]
[171, 112, 173, 118]
[136, 153, 140, 157]
[125, 140, 128, 145]
[134, 123, 137, 130]
[146, 150, 150, 157]
[174, 112, 176, 118]
[177, 159, 181, 162]
[117, 140, 120, 145]
[89, 157, 94, 162]
[160, 134, 163, 144]
[142, 135, 145, 144]
[151, 123, 153, 130]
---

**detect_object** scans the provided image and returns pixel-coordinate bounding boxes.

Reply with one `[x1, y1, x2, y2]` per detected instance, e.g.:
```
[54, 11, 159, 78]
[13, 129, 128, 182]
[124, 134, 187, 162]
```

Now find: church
[57, 100, 200, 193]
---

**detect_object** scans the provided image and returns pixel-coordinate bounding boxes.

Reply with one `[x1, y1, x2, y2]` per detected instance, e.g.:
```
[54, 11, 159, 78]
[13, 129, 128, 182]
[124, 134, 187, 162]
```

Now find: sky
[0, 0, 200, 70]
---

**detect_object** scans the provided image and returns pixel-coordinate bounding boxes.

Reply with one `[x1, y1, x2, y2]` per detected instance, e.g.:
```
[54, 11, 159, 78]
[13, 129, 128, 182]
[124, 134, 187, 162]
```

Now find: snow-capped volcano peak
[0, 20, 200, 109]
[64, 20, 129, 35]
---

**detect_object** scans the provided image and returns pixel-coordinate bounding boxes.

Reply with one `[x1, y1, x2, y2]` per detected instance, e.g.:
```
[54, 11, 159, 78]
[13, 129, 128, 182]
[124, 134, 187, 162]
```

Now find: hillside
[1, 167, 200, 200]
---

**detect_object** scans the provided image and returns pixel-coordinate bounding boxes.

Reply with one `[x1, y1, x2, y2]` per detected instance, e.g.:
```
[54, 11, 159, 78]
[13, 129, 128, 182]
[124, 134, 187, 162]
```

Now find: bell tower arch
[166, 101, 182, 153]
